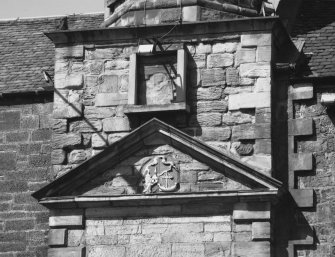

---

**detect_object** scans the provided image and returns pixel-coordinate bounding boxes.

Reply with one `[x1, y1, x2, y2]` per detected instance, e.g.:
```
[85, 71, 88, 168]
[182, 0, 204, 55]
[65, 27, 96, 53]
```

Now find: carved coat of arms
[140, 156, 179, 194]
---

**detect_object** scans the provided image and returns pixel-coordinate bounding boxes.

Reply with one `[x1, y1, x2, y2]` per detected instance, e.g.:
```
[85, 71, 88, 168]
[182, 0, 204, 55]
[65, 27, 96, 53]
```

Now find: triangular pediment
[32, 118, 281, 201]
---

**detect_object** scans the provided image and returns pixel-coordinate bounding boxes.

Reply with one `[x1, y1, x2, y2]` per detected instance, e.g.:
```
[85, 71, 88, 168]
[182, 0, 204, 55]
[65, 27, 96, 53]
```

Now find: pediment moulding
[33, 118, 281, 208]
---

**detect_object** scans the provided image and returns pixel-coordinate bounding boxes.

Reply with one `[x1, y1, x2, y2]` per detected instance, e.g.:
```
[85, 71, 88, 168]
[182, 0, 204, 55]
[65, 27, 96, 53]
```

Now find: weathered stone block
[52, 133, 82, 149]
[194, 87, 223, 100]
[289, 153, 313, 171]
[70, 120, 102, 133]
[98, 75, 119, 93]
[229, 92, 270, 110]
[105, 60, 129, 70]
[86, 235, 117, 246]
[52, 119, 67, 133]
[207, 53, 234, 68]
[108, 133, 129, 144]
[204, 223, 231, 232]
[0, 152, 16, 171]
[128, 244, 170, 257]
[196, 43, 212, 54]
[254, 78, 271, 92]
[143, 223, 203, 235]
[103, 117, 130, 132]
[65, 74, 84, 89]
[92, 133, 108, 148]
[21, 115, 39, 129]
[29, 154, 51, 167]
[195, 101, 227, 113]
[252, 222, 271, 240]
[163, 232, 213, 243]
[235, 48, 256, 65]
[55, 45, 84, 59]
[222, 112, 254, 126]
[49, 209, 84, 227]
[0, 111, 20, 131]
[232, 242, 270, 256]
[95, 93, 128, 106]
[213, 232, 232, 241]
[51, 149, 66, 165]
[189, 113, 222, 127]
[226, 67, 239, 86]
[288, 119, 313, 136]
[48, 247, 85, 257]
[255, 108, 271, 123]
[241, 154, 271, 175]
[53, 103, 83, 119]
[68, 150, 89, 164]
[232, 124, 271, 140]
[212, 42, 238, 53]
[68, 230, 84, 247]
[84, 106, 116, 119]
[289, 83, 314, 100]
[6, 131, 29, 143]
[183, 6, 200, 22]
[233, 202, 271, 220]
[48, 229, 67, 246]
[189, 54, 206, 69]
[201, 69, 225, 87]
[290, 189, 314, 208]
[240, 63, 271, 78]
[241, 33, 271, 47]
[257, 46, 271, 62]
[201, 127, 231, 141]
[172, 243, 205, 257]
[255, 139, 271, 154]
[32, 129, 52, 141]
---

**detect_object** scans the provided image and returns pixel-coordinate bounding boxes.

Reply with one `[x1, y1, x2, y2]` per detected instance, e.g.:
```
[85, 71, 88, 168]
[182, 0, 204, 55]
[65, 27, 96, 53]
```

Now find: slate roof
[292, 0, 335, 77]
[0, 13, 104, 93]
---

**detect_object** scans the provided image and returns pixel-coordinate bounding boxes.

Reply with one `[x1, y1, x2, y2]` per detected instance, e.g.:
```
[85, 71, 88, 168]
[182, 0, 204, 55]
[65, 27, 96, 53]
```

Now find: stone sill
[124, 102, 190, 114]
[38, 189, 278, 209]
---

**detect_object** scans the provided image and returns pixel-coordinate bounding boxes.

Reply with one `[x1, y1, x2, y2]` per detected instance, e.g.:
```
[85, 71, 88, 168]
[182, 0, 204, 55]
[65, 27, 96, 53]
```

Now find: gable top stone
[32, 118, 282, 202]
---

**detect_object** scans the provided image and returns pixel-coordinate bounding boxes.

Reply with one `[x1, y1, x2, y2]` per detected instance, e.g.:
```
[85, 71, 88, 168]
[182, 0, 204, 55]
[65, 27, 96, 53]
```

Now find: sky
[0, 0, 103, 19]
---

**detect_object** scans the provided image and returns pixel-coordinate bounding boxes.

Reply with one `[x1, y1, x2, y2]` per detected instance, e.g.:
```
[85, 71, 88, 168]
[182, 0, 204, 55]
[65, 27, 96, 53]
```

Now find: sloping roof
[32, 118, 282, 201]
[292, 0, 335, 77]
[0, 13, 104, 93]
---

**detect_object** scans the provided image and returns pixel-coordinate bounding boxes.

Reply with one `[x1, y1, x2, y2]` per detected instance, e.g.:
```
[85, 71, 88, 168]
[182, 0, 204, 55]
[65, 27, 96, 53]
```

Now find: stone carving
[234, 142, 254, 156]
[141, 156, 179, 194]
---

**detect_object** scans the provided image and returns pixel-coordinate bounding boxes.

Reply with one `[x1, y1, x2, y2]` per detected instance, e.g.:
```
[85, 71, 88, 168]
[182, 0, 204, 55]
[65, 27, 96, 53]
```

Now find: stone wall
[294, 85, 335, 257]
[52, 32, 273, 180]
[48, 201, 271, 257]
[0, 94, 53, 256]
